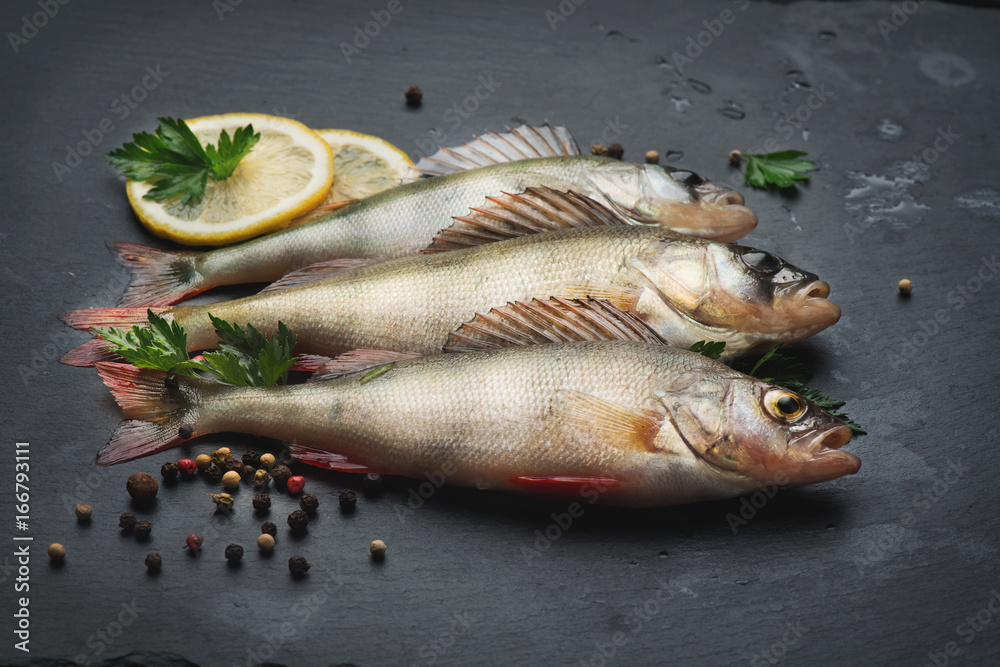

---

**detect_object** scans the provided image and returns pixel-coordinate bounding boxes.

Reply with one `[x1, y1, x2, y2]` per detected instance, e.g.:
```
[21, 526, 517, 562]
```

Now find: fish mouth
[776, 280, 841, 339]
[782, 424, 861, 486]
[687, 184, 757, 242]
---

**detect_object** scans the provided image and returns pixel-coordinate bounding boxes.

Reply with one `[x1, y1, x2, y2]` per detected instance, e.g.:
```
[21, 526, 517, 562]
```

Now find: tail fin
[109, 242, 206, 306]
[61, 338, 124, 367]
[60, 306, 167, 331]
[94, 362, 204, 465]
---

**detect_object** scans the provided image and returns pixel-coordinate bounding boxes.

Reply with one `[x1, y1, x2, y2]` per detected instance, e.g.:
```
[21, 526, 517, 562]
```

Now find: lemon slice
[126, 113, 334, 246]
[315, 129, 412, 203]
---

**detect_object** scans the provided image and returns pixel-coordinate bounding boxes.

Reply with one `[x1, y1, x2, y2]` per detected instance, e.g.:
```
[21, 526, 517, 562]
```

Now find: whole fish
[62, 190, 837, 365]
[111, 124, 756, 306]
[93, 332, 860, 507]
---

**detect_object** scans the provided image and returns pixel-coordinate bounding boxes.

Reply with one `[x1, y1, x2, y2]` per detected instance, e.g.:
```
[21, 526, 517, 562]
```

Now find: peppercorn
[298, 493, 319, 516]
[195, 454, 212, 471]
[287, 509, 309, 534]
[253, 469, 271, 490]
[605, 143, 624, 160]
[270, 464, 292, 488]
[160, 461, 179, 481]
[241, 464, 257, 483]
[164, 374, 179, 389]
[48, 543, 66, 563]
[204, 463, 222, 483]
[288, 555, 311, 578]
[144, 551, 162, 573]
[369, 539, 387, 560]
[178, 425, 193, 439]
[591, 143, 607, 156]
[257, 534, 275, 553]
[177, 458, 197, 477]
[728, 149, 743, 166]
[645, 150, 659, 164]
[126, 472, 159, 502]
[119, 511, 137, 534]
[185, 534, 203, 553]
[242, 450, 261, 467]
[223, 458, 244, 477]
[259, 453, 276, 469]
[133, 520, 152, 540]
[261, 521, 278, 537]
[211, 447, 233, 466]
[286, 475, 305, 494]
[405, 84, 422, 106]
[225, 543, 244, 565]
[222, 471, 242, 490]
[898, 278, 912, 295]
[363, 473, 383, 497]
[253, 494, 271, 513]
[339, 489, 358, 513]
[208, 493, 235, 512]
[75, 503, 93, 522]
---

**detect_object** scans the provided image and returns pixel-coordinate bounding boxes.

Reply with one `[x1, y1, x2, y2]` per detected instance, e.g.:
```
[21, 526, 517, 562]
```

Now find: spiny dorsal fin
[424, 187, 628, 253]
[444, 297, 664, 353]
[407, 123, 579, 179]
[308, 349, 423, 382]
[261, 258, 385, 293]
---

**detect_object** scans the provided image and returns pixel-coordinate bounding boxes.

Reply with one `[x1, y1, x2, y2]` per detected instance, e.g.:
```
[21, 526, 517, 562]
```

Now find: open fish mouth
[772, 280, 841, 339]
[689, 184, 757, 242]
[785, 424, 861, 485]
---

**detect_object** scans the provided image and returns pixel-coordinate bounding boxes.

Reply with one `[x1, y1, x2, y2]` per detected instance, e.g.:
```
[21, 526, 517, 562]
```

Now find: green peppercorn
[339, 489, 357, 513]
[287, 510, 309, 534]
[144, 551, 162, 573]
[75, 503, 93, 522]
[288, 555, 310, 578]
[270, 464, 292, 488]
[210, 447, 232, 466]
[253, 469, 271, 490]
[160, 461, 179, 482]
[225, 543, 244, 564]
[119, 512, 137, 534]
[252, 494, 271, 513]
[298, 493, 319, 516]
[261, 521, 277, 537]
[133, 520, 152, 540]
[208, 493, 235, 512]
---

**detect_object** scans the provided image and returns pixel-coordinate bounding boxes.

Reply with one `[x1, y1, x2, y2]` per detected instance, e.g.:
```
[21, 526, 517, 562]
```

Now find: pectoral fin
[308, 349, 423, 382]
[553, 390, 663, 454]
[287, 442, 378, 473]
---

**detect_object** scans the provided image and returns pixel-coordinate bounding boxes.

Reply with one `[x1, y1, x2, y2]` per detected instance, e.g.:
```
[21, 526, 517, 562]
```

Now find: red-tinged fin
[93, 362, 205, 465]
[424, 187, 628, 253]
[109, 242, 207, 307]
[60, 338, 124, 367]
[309, 349, 424, 382]
[290, 353, 333, 372]
[60, 306, 168, 331]
[260, 258, 386, 293]
[287, 442, 378, 473]
[406, 123, 579, 180]
[445, 297, 660, 353]
[509, 476, 622, 496]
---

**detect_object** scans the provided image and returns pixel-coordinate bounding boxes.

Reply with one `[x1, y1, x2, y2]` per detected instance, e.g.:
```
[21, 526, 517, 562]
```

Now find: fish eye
[765, 389, 806, 421]
[740, 249, 783, 274]
[667, 168, 705, 187]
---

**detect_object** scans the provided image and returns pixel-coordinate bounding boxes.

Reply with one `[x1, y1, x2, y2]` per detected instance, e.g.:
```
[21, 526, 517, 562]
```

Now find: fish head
[660, 374, 859, 491]
[587, 161, 757, 241]
[634, 241, 840, 356]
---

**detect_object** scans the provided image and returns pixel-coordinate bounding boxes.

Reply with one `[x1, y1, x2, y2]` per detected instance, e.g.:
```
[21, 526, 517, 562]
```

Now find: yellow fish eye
[765, 390, 806, 421]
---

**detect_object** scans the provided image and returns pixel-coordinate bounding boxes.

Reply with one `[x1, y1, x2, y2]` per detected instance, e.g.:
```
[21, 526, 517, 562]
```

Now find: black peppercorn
[127, 472, 159, 502]
[134, 520, 152, 539]
[288, 555, 311, 578]
[339, 489, 357, 513]
[405, 84, 422, 106]
[160, 461, 179, 482]
[363, 473, 383, 497]
[164, 374, 179, 389]
[225, 543, 244, 564]
[241, 463, 257, 482]
[261, 521, 278, 537]
[242, 450, 261, 467]
[298, 493, 319, 516]
[605, 143, 624, 160]
[178, 425, 193, 439]
[270, 464, 292, 488]
[204, 464, 222, 483]
[223, 457, 244, 476]
[144, 552, 162, 573]
[119, 512, 137, 534]
[287, 509, 309, 534]
[253, 494, 271, 513]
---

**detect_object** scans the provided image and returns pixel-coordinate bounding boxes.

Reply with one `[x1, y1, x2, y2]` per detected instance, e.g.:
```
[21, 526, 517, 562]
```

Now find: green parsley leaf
[742, 150, 816, 189]
[92, 309, 194, 375]
[689, 340, 727, 360]
[105, 117, 260, 205]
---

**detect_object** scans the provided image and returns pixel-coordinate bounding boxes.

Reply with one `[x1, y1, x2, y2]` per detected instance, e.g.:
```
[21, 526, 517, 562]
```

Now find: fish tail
[60, 338, 123, 367]
[59, 306, 167, 331]
[94, 362, 207, 465]
[109, 242, 207, 306]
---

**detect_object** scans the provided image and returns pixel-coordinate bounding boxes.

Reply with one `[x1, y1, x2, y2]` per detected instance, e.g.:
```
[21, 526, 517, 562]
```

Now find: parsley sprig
[105, 117, 260, 204]
[93, 310, 296, 387]
[691, 341, 865, 434]
[738, 150, 816, 189]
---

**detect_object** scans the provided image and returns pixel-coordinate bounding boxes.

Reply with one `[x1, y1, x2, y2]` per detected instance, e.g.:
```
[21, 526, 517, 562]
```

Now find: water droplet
[801, 128, 810, 141]
[590, 22, 606, 32]
[785, 69, 805, 78]
[955, 188, 1000, 218]
[735, 579, 750, 585]
[663, 150, 684, 162]
[658, 550, 669, 558]
[877, 118, 905, 142]
[655, 56, 673, 70]
[428, 127, 445, 139]
[780, 205, 803, 231]
[818, 30, 836, 40]
[685, 78, 712, 94]
[718, 100, 745, 120]
[670, 96, 690, 113]
[605, 29, 639, 43]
